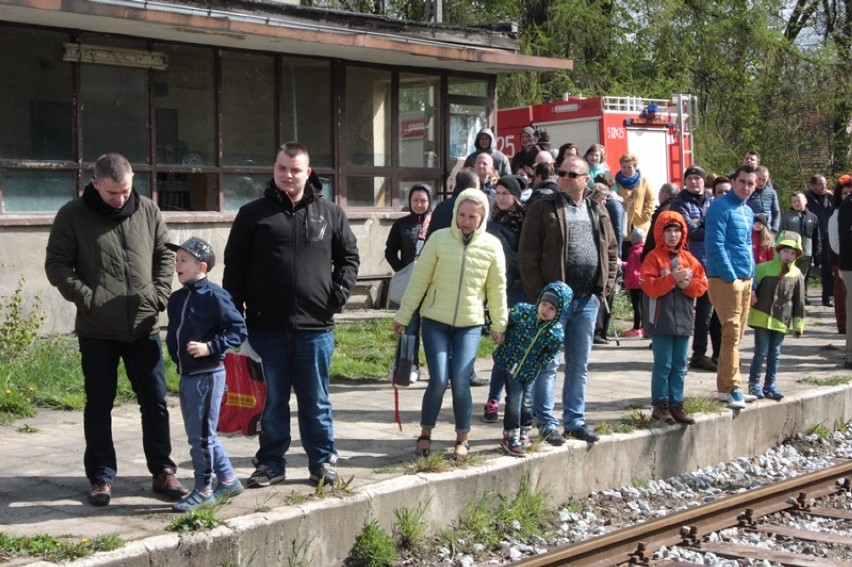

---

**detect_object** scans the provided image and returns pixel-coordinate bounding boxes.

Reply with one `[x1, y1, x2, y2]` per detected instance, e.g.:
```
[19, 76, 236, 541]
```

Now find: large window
[80, 39, 149, 164]
[399, 74, 441, 168]
[0, 28, 73, 163]
[0, 24, 496, 215]
[345, 67, 391, 167]
[281, 58, 332, 168]
[154, 44, 215, 166]
[222, 51, 275, 166]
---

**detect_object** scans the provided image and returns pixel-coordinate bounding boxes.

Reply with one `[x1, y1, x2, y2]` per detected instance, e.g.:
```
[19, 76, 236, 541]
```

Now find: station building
[0, 0, 571, 333]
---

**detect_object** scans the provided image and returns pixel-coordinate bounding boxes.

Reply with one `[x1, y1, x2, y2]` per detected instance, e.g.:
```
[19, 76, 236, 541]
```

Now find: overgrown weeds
[0, 533, 122, 562]
[349, 520, 397, 567]
[393, 500, 430, 552]
[440, 474, 555, 555]
[166, 504, 223, 532]
[798, 374, 852, 387]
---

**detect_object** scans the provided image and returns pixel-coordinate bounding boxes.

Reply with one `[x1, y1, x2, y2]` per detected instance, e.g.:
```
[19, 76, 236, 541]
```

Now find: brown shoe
[88, 482, 111, 507]
[670, 402, 696, 425]
[152, 467, 188, 500]
[651, 401, 675, 425]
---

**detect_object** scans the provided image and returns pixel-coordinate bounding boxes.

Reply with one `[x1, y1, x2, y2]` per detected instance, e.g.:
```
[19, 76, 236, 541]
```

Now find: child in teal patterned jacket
[492, 281, 573, 456]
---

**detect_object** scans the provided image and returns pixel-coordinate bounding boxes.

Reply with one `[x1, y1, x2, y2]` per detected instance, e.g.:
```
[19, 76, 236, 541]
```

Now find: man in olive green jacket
[45, 152, 186, 507]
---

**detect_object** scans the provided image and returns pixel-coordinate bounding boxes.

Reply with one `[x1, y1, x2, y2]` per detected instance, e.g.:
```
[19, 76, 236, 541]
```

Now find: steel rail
[514, 460, 852, 567]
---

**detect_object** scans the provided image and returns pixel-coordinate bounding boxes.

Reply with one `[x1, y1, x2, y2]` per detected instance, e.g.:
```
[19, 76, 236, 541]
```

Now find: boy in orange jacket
[640, 210, 708, 424]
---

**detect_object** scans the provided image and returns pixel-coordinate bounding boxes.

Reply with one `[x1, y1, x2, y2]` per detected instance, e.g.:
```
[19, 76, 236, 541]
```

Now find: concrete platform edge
[57, 385, 852, 566]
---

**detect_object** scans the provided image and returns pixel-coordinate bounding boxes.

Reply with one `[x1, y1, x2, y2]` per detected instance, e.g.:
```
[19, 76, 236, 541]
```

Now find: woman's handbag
[388, 262, 415, 305]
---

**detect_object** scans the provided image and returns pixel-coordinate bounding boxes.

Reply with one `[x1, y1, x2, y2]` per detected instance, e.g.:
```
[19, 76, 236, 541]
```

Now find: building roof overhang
[0, 0, 573, 74]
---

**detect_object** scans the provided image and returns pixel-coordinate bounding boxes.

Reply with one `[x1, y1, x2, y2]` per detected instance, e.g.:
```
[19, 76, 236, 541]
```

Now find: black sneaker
[540, 428, 565, 446]
[689, 355, 717, 372]
[88, 482, 111, 507]
[309, 461, 339, 486]
[246, 464, 286, 488]
[565, 425, 600, 443]
[470, 373, 490, 387]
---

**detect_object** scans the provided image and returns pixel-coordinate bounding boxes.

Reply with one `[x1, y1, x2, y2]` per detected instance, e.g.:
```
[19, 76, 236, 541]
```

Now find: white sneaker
[718, 391, 757, 403]
[409, 368, 420, 383]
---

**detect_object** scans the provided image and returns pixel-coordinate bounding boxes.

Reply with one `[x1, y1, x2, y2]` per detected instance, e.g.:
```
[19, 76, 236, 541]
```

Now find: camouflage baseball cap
[165, 236, 215, 271]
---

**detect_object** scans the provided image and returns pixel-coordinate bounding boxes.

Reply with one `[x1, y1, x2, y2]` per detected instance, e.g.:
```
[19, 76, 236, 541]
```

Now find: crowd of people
[387, 127, 852, 459]
[44, 132, 852, 509]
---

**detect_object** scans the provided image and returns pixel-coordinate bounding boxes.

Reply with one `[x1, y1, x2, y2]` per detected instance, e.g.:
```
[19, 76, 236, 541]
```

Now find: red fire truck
[496, 94, 697, 190]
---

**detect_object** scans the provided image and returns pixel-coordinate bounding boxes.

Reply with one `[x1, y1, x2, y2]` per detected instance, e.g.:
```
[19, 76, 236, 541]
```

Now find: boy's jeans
[500, 365, 535, 433]
[748, 327, 786, 386]
[249, 328, 336, 474]
[419, 318, 481, 434]
[180, 369, 236, 492]
[650, 335, 689, 404]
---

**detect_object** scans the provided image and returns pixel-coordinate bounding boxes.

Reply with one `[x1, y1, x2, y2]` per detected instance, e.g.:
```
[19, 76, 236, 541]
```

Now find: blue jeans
[78, 334, 175, 484]
[500, 366, 535, 433]
[420, 318, 482, 434]
[533, 295, 600, 432]
[249, 328, 336, 473]
[650, 335, 690, 404]
[179, 369, 235, 492]
[748, 327, 785, 386]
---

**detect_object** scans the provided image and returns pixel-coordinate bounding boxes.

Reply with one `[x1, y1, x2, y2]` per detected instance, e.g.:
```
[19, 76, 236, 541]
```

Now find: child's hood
[536, 281, 573, 320]
[653, 210, 688, 251]
[775, 230, 804, 258]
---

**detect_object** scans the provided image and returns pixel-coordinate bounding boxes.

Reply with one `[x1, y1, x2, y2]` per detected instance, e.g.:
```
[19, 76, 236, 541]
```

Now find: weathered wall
[0, 214, 397, 336]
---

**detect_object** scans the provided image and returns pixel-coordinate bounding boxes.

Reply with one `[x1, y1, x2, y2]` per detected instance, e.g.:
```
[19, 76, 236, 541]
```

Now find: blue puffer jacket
[705, 189, 755, 282]
[669, 189, 712, 265]
[492, 281, 573, 384]
[746, 185, 781, 232]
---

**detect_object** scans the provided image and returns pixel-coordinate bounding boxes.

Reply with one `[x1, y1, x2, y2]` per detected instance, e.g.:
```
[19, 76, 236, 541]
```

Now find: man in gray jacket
[45, 152, 186, 507]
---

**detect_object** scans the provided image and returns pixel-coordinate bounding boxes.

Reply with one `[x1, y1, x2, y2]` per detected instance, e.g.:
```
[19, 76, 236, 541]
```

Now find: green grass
[166, 505, 222, 532]
[329, 317, 496, 382]
[440, 474, 556, 555]
[0, 316, 496, 423]
[393, 500, 430, 552]
[798, 375, 852, 387]
[684, 396, 725, 414]
[0, 335, 180, 424]
[349, 520, 397, 567]
[0, 533, 123, 562]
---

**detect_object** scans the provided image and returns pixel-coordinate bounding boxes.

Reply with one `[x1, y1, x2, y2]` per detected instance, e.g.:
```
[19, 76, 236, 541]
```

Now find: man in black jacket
[805, 174, 835, 306]
[223, 142, 360, 488]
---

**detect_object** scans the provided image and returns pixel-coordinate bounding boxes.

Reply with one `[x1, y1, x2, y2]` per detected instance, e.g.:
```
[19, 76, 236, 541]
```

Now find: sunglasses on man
[557, 170, 588, 179]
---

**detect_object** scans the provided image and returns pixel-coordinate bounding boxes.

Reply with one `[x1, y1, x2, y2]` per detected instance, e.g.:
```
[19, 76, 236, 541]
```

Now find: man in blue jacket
[223, 142, 360, 488]
[705, 165, 758, 409]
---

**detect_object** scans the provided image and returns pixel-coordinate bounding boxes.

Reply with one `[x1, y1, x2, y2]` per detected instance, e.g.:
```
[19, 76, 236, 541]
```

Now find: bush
[0, 278, 43, 362]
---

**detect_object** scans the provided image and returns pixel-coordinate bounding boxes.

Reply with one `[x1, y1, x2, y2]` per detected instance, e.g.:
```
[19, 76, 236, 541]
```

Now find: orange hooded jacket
[640, 210, 708, 336]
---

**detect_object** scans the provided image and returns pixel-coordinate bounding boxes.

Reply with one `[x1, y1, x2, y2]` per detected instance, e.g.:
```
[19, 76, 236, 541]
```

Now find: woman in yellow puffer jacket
[393, 188, 508, 461]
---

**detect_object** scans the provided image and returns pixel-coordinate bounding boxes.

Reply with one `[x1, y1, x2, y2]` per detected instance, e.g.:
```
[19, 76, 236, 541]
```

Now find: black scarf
[82, 183, 139, 220]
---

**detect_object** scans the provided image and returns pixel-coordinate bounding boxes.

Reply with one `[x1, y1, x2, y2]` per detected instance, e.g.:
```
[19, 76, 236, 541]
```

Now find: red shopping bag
[218, 352, 266, 437]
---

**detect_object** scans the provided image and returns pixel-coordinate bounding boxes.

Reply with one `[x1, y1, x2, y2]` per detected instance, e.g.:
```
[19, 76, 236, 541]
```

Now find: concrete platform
[2, 305, 851, 566]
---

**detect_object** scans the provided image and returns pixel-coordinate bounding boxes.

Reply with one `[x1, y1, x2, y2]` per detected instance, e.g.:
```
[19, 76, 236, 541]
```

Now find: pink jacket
[622, 242, 645, 290]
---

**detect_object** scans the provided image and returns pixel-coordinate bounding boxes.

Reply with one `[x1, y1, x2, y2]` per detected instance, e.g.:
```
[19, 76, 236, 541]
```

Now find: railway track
[514, 460, 852, 566]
